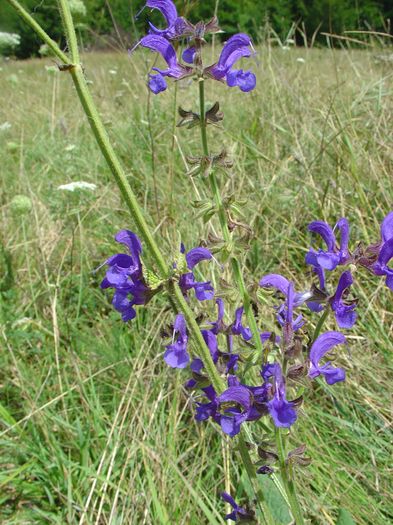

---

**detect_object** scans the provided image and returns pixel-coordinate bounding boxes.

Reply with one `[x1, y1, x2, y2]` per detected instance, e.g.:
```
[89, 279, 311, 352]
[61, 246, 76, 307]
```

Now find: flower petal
[259, 273, 290, 295]
[186, 247, 212, 269]
[148, 73, 167, 93]
[308, 221, 336, 251]
[309, 331, 347, 365]
[381, 211, 393, 243]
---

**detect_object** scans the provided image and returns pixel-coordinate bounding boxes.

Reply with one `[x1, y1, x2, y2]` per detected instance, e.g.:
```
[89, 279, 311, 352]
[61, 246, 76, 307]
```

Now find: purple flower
[372, 238, 393, 290]
[329, 271, 357, 328]
[100, 230, 152, 321]
[262, 363, 297, 428]
[209, 298, 226, 334]
[232, 306, 252, 341]
[195, 381, 255, 437]
[182, 46, 196, 64]
[260, 273, 313, 308]
[306, 218, 351, 271]
[205, 33, 256, 92]
[164, 314, 189, 368]
[309, 332, 347, 385]
[217, 385, 253, 436]
[220, 492, 255, 522]
[139, 35, 191, 93]
[143, 0, 186, 39]
[148, 72, 167, 94]
[178, 246, 214, 301]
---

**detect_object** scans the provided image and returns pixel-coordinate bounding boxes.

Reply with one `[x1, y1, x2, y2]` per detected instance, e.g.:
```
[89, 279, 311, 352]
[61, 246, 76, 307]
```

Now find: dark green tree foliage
[0, 0, 391, 57]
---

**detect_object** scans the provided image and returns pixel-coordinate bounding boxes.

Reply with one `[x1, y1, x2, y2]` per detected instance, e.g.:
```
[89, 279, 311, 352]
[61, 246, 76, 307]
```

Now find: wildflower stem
[9, 0, 227, 399]
[238, 434, 275, 525]
[312, 308, 330, 344]
[198, 80, 265, 358]
[275, 427, 305, 525]
[199, 77, 305, 525]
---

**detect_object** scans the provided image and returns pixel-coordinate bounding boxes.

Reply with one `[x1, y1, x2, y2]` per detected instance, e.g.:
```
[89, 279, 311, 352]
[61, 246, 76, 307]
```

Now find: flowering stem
[198, 80, 265, 359]
[199, 78, 305, 524]
[9, 0, 227, 401]
[275, 428, 305, 525]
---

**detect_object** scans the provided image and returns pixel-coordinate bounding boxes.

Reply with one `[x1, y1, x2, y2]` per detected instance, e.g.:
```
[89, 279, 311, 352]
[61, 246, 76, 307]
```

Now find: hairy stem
[8, 0, 226, 397]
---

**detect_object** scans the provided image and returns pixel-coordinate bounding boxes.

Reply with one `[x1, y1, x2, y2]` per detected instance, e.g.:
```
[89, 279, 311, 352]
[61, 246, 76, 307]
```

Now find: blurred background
[1, 0, 393, 58]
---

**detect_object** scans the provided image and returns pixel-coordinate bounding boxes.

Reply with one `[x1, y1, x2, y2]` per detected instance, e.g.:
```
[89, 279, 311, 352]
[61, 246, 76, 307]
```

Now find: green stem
[199, 78, 305, 524]
[58, 0, 80, 64]
[238, 434, 275, 525]
[312, 308, 329, 344]
[275, 428, 305, 525]
[199, 80, 265, 358]
[8, 0, 226, 397]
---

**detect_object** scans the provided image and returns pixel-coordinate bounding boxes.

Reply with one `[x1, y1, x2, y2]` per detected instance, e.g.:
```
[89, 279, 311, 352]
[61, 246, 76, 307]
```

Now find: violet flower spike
[139, 35, 192, 94]
[163, 314, 190, 368]
[309, 332, 347, 385]
[329, 270, 357, 328]
[306, 217, 350, 271]
[205, 33, 256, 92]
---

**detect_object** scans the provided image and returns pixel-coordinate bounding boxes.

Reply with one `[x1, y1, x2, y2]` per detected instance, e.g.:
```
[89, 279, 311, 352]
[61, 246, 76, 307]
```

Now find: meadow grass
[0, 46, 392, 524]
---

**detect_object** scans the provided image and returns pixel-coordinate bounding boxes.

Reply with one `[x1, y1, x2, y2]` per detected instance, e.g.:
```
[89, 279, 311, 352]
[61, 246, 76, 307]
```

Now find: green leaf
[336, 508, 356, 525]
[241, 471, 292, 524]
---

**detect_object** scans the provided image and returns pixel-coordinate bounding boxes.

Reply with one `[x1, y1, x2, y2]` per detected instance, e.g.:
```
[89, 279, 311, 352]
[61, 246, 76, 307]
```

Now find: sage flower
[309, 332, 346, 385]
[306, 218, 350, 271]
[139, 35, 192, 93]
[142, 0, 186, 40]
[100, 230, 152, 321]
[220, 492, 255, 522]
[164, 314, 189, 368]
[178, 246, 214, 301]
[329, 270, 357, 328]
[205, 33, 256, 92]
[262, 363, 297, 428]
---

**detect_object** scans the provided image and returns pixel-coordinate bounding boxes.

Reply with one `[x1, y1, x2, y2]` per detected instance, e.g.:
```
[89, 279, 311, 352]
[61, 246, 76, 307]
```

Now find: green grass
[0, 46, 392, 524]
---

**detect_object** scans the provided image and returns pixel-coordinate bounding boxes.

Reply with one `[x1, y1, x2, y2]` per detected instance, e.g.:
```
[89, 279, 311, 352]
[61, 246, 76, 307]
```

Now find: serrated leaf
[336, 508, 356, 525]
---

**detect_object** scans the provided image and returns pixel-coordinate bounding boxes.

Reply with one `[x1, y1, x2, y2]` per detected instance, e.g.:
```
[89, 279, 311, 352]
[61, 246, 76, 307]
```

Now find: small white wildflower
[109, 69, 118, 75]
[58, 181, 97, 192]
[0, 32, 20, 55]
[65, 144, 76, 152]
[296, 58, 306, 64]
[69, 0, 87, 17]
[0, 121, 12, 131]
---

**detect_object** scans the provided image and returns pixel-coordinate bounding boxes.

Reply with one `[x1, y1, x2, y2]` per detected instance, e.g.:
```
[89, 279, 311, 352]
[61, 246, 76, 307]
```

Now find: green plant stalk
[8, 0, 225, 397]
[198, 80, 265, 359]
[199, 78, 305, 524]
[275, 427, 305, 525]
[312, 307, 329, 344]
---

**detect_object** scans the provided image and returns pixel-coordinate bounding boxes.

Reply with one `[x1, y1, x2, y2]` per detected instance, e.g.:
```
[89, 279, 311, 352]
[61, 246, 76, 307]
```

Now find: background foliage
[0, 0, 392, 58]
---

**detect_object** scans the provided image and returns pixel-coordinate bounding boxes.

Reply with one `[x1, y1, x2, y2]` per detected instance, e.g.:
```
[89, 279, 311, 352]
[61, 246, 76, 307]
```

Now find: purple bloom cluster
[100, 230, 213, 321]
[134, 0, 256, 94]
